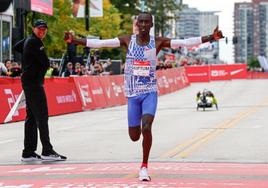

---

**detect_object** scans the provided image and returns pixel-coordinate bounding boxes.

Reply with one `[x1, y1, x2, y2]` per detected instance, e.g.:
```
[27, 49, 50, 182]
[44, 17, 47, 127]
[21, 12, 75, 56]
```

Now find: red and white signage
[185, 64, 247, 82]
[229, 64, 247, 79]
[31, 0, 53, 16]
[209, 64, 230, 81]
[44, 80, 83, 115]
[185, 66, 210, 82]
[0, 84, 25, 123]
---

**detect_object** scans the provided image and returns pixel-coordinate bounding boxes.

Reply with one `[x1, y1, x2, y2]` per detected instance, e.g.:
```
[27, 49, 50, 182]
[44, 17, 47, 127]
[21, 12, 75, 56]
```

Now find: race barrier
[0, 83, 26, 123]
[0, 67, 190, 124]
[247, 71, 268, 79]
[1, 64, 267, 124]
[0, 78, 83, 124]
[185, 64, 248, 82]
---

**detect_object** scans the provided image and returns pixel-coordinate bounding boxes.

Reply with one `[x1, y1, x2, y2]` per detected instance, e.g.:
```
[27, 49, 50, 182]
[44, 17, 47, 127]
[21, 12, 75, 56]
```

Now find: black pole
[85, 0, 89, 31]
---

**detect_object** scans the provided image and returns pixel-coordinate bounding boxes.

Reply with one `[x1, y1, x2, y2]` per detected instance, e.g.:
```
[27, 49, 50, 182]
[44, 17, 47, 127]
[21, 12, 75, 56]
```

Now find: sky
[183, 0, 251, 64]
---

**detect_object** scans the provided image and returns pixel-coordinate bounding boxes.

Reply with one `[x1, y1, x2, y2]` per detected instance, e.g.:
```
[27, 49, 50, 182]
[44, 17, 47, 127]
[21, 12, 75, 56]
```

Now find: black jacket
[14, 33, 50, 86]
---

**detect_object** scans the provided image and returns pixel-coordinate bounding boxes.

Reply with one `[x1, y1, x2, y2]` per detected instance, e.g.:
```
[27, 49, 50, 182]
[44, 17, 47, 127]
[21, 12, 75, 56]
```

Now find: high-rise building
[253, 0, 268, 58]
[234, 2, 254, 63]
[175, 5, 219, 61]
[176, 5, 200, 38]
[234, 0, 268, 63]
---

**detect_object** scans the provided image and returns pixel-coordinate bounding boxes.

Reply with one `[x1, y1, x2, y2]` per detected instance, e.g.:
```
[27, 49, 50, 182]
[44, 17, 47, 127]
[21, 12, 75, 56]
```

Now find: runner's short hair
[138, 12, 153, 21]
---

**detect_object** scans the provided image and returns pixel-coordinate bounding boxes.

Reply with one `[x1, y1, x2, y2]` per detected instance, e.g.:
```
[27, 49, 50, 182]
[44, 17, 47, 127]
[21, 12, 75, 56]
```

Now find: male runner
[64, 12, 223, 181]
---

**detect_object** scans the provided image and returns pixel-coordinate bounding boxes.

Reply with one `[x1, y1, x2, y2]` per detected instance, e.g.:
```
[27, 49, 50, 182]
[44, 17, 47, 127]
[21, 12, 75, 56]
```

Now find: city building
[175, 4, 219, 61]
[234, 0, 268, 64]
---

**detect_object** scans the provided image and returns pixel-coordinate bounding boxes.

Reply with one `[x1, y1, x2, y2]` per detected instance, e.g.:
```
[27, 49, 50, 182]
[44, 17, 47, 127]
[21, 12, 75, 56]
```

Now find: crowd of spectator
[0, 57, 202, 78]
[1, 47, 220, 78]
[60, 58, 113, 78]
[0, 58, 116, 78]
[0, 59, 22, 77]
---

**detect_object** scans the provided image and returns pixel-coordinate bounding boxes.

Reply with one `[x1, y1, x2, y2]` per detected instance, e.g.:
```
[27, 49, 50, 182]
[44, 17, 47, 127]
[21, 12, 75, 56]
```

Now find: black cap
[33, 19, 47, 28]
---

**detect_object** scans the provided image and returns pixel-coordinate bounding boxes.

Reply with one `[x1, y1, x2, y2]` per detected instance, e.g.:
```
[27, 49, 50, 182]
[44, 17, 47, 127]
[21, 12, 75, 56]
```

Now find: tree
[26, 0, 86, 57]
[110, 0, 139, 15]
[89, 0, 122, 38]
[89, 0, 123, 59]
[247, 57, 260, 71]
[110, 0, 140, 35]
[146, 0, 181, 37]
[25, 0, 123, 58]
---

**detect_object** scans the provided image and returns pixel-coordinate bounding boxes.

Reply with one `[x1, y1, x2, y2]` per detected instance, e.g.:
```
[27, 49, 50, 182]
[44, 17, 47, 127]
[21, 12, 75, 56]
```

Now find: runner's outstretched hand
[64, 32, 73, 43]
[213, 26, 224, 40]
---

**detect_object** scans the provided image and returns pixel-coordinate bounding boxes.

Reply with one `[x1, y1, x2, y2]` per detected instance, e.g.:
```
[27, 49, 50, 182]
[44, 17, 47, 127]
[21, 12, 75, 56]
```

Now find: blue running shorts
[127, 92, 158, 127]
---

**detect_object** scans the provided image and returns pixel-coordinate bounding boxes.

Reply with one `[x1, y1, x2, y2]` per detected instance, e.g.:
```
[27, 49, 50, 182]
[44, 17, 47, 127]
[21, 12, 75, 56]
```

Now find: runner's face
[137, 14, 153, 34]
[32, 27, 47, 40]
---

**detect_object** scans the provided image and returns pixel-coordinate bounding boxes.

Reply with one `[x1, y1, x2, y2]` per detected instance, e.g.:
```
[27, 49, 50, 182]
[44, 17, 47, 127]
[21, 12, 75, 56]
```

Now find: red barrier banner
[156, 68, 190, 95]
[185, 66, 210, 82]
[247, 72, 268, 79]
[166, 69, 176, 93]
[44, 79, 83, 115]
[176, 67, 190, 89]
[0, 77, 21, 85]
[72, 76, 95, 110]
[73, 76, 109, 109]
[209, 64, 230, 81]
[1, 68, 192, 124]
[157, 70, 169, 95]
[228, 64, 247, 79]
[0, 84, 25, 124]
[185, 64, 247, 82]
[98, 76, 121, 107]
[110, 75, 127, 105]
[170, 69, 179, 91]
[174, 69, 182, 90]
[45, 77, 74, 84]
[156, 71, 162, 95]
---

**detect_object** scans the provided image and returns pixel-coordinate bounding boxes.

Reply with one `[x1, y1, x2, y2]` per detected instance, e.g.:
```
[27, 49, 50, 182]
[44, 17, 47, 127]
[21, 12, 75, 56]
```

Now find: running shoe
[21, 152, 42, 162]
[41, 150, 67, 161]
[139, 167, 151, 181]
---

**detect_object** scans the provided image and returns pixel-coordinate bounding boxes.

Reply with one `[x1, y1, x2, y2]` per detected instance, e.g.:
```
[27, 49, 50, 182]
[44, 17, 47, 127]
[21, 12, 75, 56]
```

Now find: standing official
[14, 19, 67, 162]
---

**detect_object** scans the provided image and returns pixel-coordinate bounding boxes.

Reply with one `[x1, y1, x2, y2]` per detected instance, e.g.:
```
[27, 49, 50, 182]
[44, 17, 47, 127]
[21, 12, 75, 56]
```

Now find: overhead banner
[72, 0, 103, 18]
[31, 0, 53, 16]
[90, 0, 103, 17]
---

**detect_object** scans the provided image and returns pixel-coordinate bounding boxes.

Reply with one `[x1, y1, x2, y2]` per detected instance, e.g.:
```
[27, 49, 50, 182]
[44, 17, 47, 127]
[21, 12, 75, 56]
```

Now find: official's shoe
[41, 150, 67, 161]
[139, 167, 151, 181]
[21, 152, 42, 162]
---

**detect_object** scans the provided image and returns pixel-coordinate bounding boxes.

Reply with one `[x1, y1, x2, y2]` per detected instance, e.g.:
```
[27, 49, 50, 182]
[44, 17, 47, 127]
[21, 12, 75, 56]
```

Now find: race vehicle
[196, 90, 218, 111]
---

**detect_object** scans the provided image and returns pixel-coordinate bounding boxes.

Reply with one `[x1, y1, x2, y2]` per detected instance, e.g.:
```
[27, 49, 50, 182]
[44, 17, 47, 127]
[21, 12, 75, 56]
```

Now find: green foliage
[110, 0, 139, 35]
[25, 0, 124, 59]
[110, 0, 139, 15]
[146, 0, 181, 36]
[26, 0, 85, 57]
[247, 57, 260, 70]
[89, 0, 121, 38]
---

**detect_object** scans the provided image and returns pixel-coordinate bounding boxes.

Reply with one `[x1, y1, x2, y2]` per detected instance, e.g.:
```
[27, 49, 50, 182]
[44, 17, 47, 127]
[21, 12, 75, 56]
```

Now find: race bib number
[133, 60, 150, 76]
